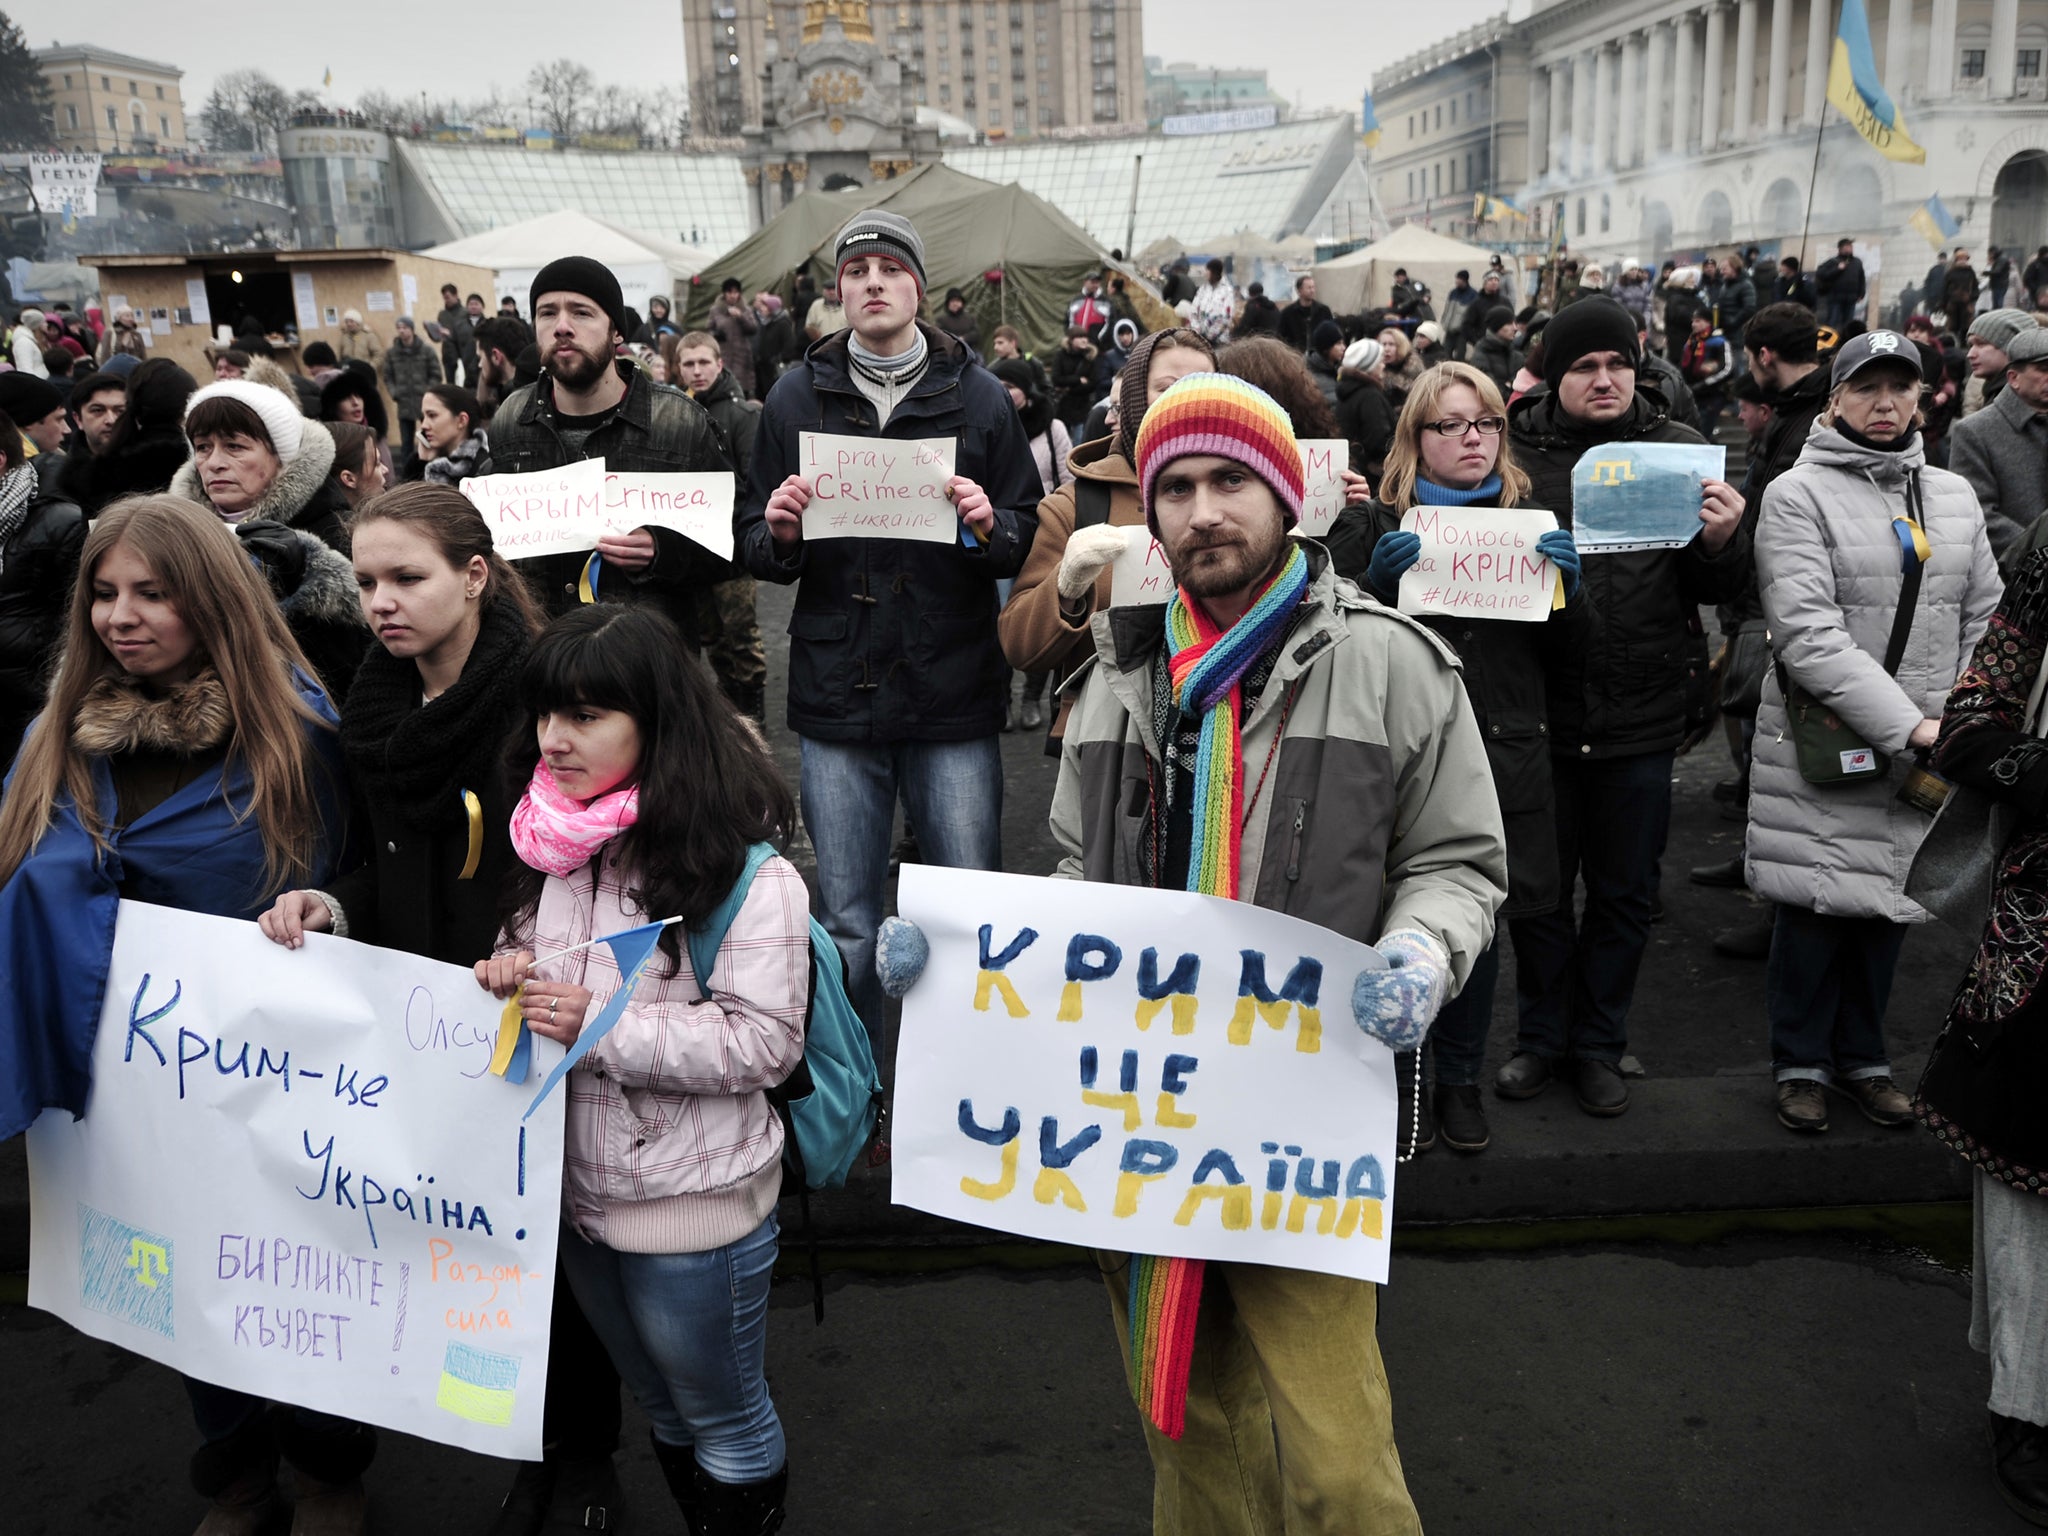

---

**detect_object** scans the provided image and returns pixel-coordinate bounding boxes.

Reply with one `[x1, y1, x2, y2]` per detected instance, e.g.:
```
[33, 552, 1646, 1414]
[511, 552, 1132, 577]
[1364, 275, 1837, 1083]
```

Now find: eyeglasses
[1422, 416, 1507, 437]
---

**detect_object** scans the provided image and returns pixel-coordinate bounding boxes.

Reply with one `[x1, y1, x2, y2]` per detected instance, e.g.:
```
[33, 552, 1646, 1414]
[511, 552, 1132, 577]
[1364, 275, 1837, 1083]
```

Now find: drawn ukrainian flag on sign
[438, 1341, 521, 1426]
[1826, 0, 1926, 163]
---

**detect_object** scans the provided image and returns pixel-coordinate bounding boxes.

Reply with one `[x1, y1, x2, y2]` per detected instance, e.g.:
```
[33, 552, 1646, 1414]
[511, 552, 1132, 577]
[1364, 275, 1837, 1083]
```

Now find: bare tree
[525, 59, 595, 141]
[200, 70, 300, 155]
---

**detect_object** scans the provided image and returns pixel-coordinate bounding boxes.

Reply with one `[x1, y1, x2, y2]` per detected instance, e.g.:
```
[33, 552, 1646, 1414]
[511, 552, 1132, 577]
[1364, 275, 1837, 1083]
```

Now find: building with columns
[1516, 0, 2048, 302]
[1371, 17, 1538, 235]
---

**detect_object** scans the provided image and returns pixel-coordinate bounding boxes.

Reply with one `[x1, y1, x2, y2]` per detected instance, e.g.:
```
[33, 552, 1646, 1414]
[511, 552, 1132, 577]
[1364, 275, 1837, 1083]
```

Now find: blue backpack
[685, 842, 884, 1194]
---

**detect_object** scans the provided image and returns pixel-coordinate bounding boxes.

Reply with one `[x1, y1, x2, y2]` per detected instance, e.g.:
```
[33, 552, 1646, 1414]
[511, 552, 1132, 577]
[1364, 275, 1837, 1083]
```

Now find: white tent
[421, 210, 715, 323]
[1312, 223, 1500, 315]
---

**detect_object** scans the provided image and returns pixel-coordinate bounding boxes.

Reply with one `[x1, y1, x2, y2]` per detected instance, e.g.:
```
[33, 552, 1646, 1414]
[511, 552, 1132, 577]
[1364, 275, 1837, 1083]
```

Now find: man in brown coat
[708, 277, 760, 398]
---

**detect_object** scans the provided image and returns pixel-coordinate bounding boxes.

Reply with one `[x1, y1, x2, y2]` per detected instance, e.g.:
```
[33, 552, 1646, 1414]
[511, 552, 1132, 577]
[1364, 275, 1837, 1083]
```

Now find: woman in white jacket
[476, 604, 807, 1531]
[1747, 331, 2002, 1135]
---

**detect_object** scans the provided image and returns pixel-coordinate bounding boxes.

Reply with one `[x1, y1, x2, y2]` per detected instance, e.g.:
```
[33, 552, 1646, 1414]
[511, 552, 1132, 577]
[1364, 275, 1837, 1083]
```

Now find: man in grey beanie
[1964, 307, 2040, 418]
[1951, 322, 2048, 571]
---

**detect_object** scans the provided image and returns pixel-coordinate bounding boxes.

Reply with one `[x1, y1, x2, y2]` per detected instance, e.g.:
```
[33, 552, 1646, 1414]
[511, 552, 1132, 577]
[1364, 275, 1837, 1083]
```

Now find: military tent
[684, 163, 1171, 355]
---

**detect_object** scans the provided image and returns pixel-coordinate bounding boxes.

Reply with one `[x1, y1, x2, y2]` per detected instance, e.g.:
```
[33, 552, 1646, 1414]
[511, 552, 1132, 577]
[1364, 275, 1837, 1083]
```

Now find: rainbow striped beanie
[1134, 372, 1305, 537]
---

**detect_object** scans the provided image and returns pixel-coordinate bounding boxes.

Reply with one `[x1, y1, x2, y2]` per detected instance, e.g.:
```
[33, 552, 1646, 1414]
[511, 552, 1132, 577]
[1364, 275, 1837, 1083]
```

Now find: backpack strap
[685, 841, 780, 1002]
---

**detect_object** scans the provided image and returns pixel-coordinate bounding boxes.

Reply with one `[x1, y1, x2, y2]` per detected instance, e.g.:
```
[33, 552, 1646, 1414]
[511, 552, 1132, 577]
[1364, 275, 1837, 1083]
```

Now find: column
[1990, 0, 2020, 98]
[1885, 0, 1912, 100]
[1645, 21, 1670, 158]
[1765, 0, 1793, 132]
[1550, 63, 1574, 181]
[1702, 3, 1727, 148]
[1806, 0, 1833, 124]
[1572, 49, 1594, 179]
[1673, 11, 1697, 153]
[1619, 32, 1643, 168]
[1529, 62, 1551, 179]
[1733, 0, 1759, 139]
[1927, 0, 1957, 98]
[1594, 41, 1618, 172]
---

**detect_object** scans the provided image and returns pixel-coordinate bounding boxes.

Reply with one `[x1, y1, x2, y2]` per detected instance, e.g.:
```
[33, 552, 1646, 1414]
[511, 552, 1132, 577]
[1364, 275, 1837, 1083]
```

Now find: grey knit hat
[833, 209, 927, 294]
[1967, 307, 2038, 353]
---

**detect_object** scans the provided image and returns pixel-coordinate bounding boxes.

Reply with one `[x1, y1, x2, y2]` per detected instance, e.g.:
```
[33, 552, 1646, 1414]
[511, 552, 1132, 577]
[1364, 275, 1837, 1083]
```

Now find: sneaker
[1435, 1083, 1490, 1153]
[1494, 1051, 1554, 1100]
[1776, 1079, 1829, 1133]
[1839, 1074, 1914, 1127]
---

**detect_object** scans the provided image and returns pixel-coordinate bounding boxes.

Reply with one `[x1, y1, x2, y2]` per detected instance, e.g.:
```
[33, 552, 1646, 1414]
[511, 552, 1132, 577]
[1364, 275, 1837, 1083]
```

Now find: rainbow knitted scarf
[1129, 540, 1311, 1440]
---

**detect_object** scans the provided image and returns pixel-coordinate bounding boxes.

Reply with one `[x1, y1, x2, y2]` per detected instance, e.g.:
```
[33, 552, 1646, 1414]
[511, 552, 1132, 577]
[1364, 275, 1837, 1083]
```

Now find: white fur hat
[184, 378, 305, 459]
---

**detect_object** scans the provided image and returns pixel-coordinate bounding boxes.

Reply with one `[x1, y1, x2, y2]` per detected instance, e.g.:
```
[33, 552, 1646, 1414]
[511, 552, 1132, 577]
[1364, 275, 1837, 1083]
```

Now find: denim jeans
[800, 734, 1004, 1070]
[1510, 750, 1674, 1065]
[1427, 936, 1501, 1088]
[558, 1214, 784, 1485]
[1765, 904, 1906, 1083]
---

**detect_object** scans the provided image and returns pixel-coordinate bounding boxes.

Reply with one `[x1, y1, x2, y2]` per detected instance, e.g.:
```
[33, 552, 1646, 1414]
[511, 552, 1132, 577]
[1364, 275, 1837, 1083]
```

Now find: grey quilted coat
[1745, 423, 2001, 920]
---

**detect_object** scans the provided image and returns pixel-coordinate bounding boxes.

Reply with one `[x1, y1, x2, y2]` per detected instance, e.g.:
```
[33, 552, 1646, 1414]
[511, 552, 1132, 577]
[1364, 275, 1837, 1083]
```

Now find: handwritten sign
[891, 867, 1399, 1283]
[1570, 443, 1726, 553]
[461, 459, 737, 562]
[27, 903, 565, 1458]
[1397, 506, 1559, 622]
[798, 431, 958, 543]
[1294, 440, 1351, 538]
[1110, 528, 1175, 607]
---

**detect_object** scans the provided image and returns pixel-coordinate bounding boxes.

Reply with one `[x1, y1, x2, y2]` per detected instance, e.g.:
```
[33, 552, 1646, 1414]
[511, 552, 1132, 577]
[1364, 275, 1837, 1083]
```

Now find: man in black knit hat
[486, 254, 735, 633]
[1498, 296, 1748, 1119]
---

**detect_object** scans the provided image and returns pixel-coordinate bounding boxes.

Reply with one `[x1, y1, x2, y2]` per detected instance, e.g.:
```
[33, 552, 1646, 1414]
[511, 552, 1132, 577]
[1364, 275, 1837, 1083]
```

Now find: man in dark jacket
[1276, 274, 1333, 352]
[1471, 305, 1520, 392]
[1713, 256, 1758, 371]
[1500, 297, 1748, 1117]
[1944, 249, 1982, 336]
[1462, 272, 1508, 353]
[2024, 246, 2048, 309]
[673, 328, 767, 719]
[486, 256, 734, 634]
[1814, 238, 1867, 331]
[436, 284, 476, 388]
[737, 210, 1042, 1055]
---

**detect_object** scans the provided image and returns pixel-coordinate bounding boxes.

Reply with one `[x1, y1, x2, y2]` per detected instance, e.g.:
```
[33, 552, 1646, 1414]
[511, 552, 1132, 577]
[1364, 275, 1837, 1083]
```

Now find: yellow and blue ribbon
[1892, 514, 1929, 572]
[578, 551, 602, 604]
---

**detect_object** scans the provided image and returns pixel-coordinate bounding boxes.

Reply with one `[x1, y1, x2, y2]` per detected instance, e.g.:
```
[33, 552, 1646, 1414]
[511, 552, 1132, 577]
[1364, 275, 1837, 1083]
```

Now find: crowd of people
[0, 207, 2044, 1534]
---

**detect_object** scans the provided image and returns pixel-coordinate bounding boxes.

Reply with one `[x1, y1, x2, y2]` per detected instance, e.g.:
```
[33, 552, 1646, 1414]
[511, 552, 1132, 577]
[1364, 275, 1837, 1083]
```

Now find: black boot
[542, 1454, 625, 1533]
[691, 1462, 787, 1536]
[190, 1412, 284, 1536]
[1019, 672, 1048, 730]
[650, 1435, 701, 1534]
[1994, 1413, 2048, 1527]
[476, 1461, 552, 1536]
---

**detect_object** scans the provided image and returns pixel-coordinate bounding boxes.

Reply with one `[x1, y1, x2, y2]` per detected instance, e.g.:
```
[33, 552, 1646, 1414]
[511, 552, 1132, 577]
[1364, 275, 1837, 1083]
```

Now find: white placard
[1109, 528, 1175, 607]
[292, 273, 320, 334]
[1294, 439, 1350, 538]
[797, 431, 958, 543]
[891, 867, 1398, 1283]
[1396, 506, 1559, 623]
[28, 152, 100, 217]
[365, 290, 395, 313]
[460, 458, 736, 562]
[184, 280, 210, 328]
[27, 903, 565, 1457]
[402, 274, 420, 314]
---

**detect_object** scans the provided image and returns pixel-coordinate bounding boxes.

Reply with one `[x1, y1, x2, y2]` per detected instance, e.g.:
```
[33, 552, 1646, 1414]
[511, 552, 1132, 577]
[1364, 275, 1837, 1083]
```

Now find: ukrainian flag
[1826, 0, 1925, 163]
[1908, 193, 1962, 249]
[437, 1342, 521, 1427]
[1360, 91, 1381, 150]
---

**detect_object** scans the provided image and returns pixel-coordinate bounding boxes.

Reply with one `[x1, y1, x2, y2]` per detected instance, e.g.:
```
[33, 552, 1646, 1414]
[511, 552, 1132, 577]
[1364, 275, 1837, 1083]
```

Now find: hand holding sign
[946, 475, 994, 542]
[1569, 443, 1729, 553]
[461, 460, 735, 562]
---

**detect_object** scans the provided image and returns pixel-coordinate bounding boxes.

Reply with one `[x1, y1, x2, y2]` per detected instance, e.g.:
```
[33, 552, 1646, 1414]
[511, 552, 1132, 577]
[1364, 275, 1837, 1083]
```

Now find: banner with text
[27, 153, 102, 218]
[891, 867, 1399, 1283]
[27, 903, 565, 1458]
[1397, 506, 1559, 622]
[799, 431, 958, 543]
[1294, 439, 1351, 538]
[460, 459, 736, 562]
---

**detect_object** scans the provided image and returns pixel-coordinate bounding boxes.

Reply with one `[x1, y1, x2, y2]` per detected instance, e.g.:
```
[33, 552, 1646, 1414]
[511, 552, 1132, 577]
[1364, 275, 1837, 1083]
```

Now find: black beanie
[1541, 296, 1640, 390]
[1483, 304, 1516, 332]
[1309, 319, 1344, 352]
[529, 256, 627, 339]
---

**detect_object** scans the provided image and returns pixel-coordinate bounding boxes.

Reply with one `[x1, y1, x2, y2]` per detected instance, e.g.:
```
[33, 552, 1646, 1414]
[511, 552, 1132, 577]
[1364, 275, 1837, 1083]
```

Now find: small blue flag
[522, 920, 668, 1120]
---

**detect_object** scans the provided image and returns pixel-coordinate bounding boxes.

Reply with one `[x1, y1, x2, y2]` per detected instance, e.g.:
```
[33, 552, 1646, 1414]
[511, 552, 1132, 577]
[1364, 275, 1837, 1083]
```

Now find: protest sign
[1397, 505, 1560, 622]
[1294, 440, 1350, 538]
[27, 152, 101, 218]
[891, 867, 1400, 1284]
[1109, 528, 1175, 607]
[461, 459, 737, 562]
[1570, 444, 1727, 553]
[28, 903, 564, 1458]
[798, 431, 958, 544]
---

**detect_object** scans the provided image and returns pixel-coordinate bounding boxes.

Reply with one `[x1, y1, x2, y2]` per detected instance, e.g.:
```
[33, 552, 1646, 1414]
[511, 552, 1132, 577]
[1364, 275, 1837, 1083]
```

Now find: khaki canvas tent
[1312, 223, 1499, 316]
[422, 211, 713, 323]
[685, 163, 1172, 355]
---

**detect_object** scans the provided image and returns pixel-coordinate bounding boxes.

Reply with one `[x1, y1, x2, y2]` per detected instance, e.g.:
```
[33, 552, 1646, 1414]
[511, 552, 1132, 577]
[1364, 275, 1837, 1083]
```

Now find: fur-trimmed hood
[72, 667, 232, 756]
[171, 419, 337, 529]
[235, 521, 365, 627]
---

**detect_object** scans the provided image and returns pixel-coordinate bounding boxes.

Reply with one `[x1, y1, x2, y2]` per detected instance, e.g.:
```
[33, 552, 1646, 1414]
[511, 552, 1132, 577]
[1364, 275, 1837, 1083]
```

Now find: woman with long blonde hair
[0, 494, 362, 1533]
[1325, 361, 1591, 1157]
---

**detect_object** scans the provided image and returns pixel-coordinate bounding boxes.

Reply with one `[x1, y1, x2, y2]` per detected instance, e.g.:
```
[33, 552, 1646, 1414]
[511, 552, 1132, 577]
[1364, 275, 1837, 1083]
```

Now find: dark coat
[936, 306, 982, 351]
[1507, 385, 1751, 756]
[381, 335, 443, 419]
[1721, 360, 1831, 627]
[1640, 352, 1703, 432]
[1472, 331, 1520, 392]
[487, 360, 735, 626]
[0, 470, 85, 764]
[1050, 344, 1097, 428]
[692, 366, 762, 483]
[1277, 298, 1334, 352]
[66, 427, 189, 516]
[234, 521, 372, 707]
[1334, 375, 1395, 482]
[1920, 547, 2048, 1190]
[752, 309, 799, 395]
[1815, 255, 1867, 305]
[1324, 495, 1594, 917]
[736, 322, 1042, 743]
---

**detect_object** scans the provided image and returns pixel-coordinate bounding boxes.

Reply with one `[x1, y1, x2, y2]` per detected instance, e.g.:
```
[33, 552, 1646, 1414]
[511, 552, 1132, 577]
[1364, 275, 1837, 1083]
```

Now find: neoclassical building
[1519, 0, 2048, 282]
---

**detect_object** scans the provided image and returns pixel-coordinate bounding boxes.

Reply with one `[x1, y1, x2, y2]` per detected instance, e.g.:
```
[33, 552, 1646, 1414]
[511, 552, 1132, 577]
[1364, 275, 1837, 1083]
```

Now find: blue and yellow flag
[1908, 193, 1962, 250]
[1360, 91, 1381, 150]
[1472, 192, 1527, 223]
[1826, 0, 1925, 163]
[322, 66, 333, 89]
[521, 920, 669, 1119]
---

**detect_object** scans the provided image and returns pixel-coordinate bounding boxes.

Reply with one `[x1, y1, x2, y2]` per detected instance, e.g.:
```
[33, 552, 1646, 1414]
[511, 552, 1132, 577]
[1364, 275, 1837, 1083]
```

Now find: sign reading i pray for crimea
[890, 867, 1401, 1283]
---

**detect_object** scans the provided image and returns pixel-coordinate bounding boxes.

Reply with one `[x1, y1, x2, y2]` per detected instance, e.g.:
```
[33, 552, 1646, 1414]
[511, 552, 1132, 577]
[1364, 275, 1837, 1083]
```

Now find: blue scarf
[1413, 473, 1503, 506]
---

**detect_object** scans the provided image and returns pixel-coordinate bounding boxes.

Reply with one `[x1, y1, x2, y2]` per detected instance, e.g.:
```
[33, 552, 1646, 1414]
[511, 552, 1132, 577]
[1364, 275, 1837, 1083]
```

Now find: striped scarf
[1128, 540, 1311, 1440]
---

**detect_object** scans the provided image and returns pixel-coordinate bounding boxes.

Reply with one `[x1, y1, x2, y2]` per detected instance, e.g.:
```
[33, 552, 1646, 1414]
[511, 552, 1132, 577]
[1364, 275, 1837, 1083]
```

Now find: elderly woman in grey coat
[1747, 331, 2002, 1135]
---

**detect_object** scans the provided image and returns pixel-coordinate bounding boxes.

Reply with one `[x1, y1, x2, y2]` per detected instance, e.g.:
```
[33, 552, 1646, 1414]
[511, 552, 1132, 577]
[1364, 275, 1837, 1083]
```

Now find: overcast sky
[11, 0, 1507, 120]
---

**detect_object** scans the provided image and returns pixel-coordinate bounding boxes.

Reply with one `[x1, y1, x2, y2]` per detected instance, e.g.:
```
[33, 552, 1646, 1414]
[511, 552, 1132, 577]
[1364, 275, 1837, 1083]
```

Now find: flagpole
[1799, 110, 1826, 267]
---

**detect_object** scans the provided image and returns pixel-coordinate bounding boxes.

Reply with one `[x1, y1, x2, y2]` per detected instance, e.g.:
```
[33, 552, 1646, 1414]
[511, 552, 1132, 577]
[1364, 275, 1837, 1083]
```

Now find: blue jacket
[0, 674, 346, 1141]
[736, 322, 1042, 743]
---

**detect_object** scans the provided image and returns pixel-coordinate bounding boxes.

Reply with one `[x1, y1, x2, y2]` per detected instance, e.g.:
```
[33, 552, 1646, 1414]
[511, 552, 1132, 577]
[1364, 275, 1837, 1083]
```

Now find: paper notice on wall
[460, 458, 737, 562]
[292, 273, 320, 333]
[402, 274, 419, 314]
[184, 280, 210, 328]
[1294, 439, 1351, 538]
[1109, 528, 1175, 607]
[797, 432, 959, 544]
[365, 290, 395, 313]
[148, 308, 171, 336]
[1396, 505, 1560, 623]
